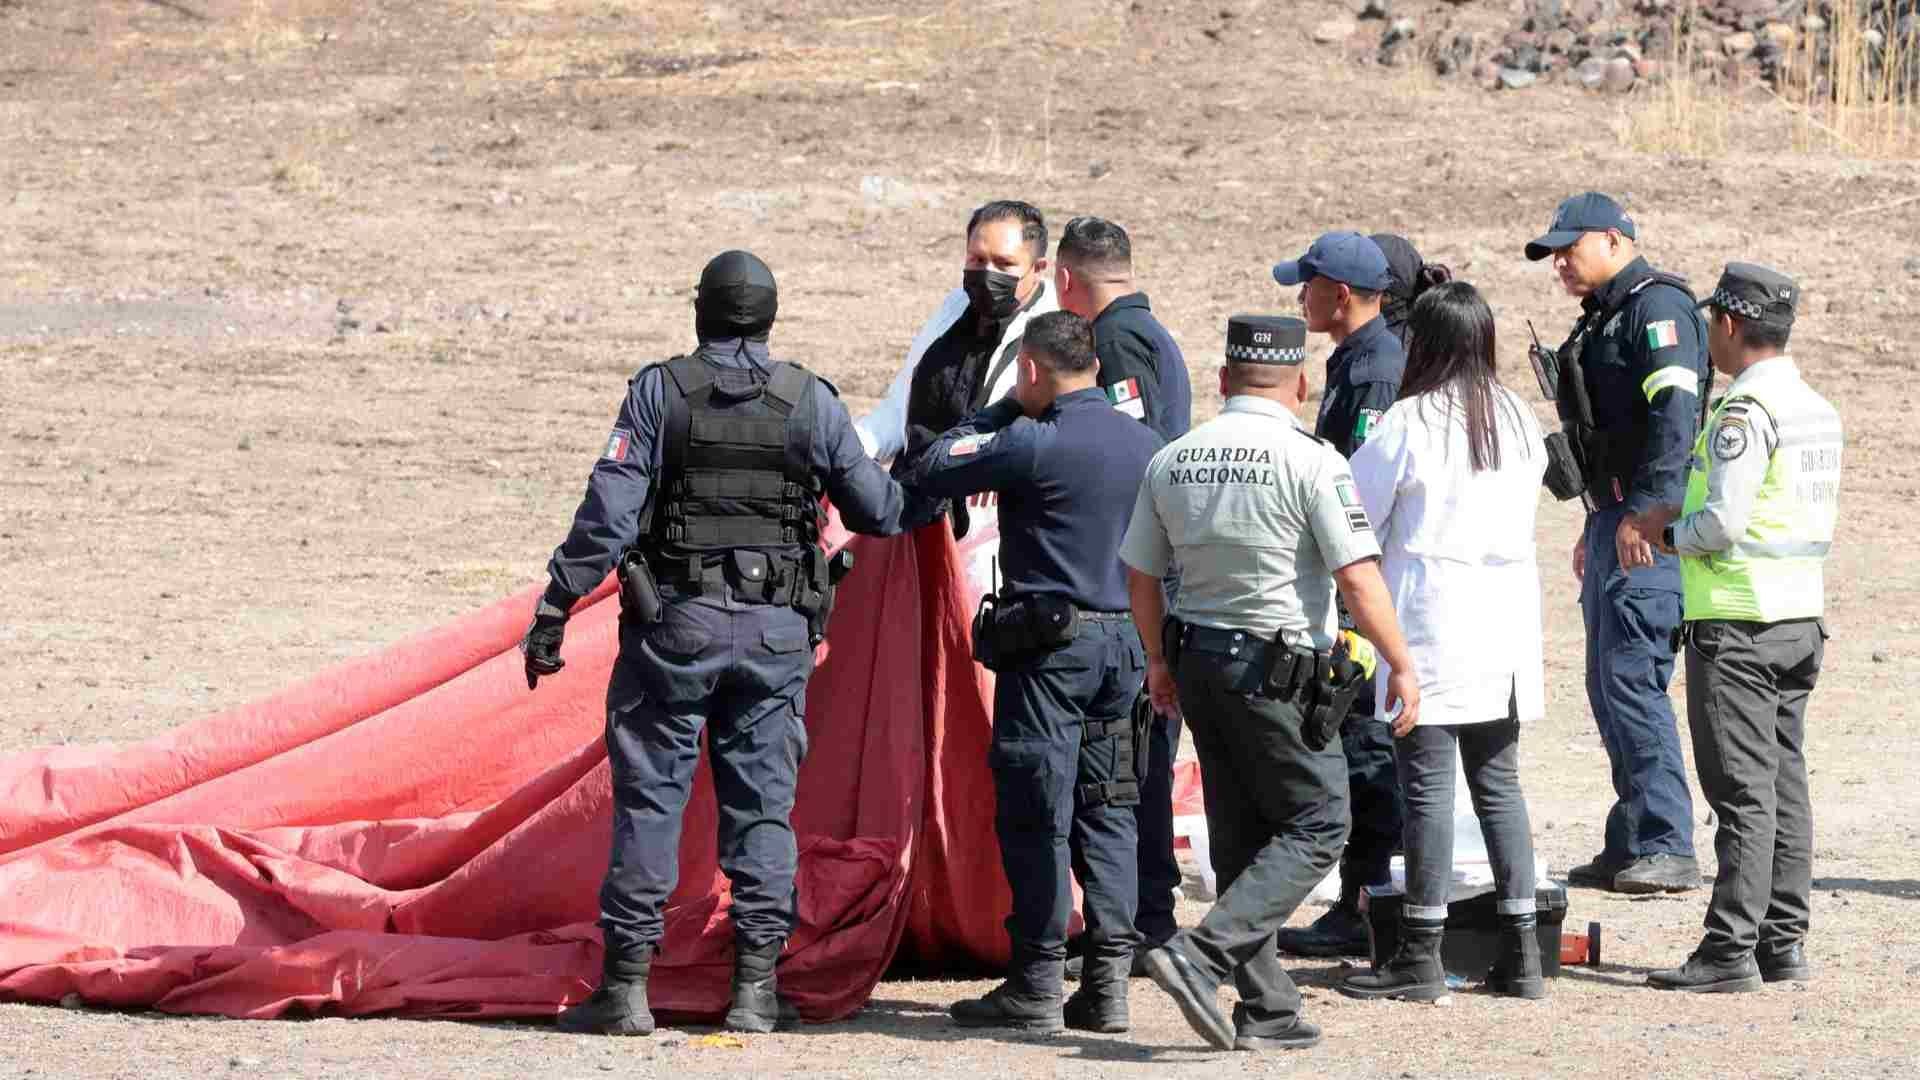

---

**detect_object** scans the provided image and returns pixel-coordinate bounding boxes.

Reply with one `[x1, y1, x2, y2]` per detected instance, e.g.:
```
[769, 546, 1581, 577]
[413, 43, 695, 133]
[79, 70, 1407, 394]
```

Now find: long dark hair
[1400, 281, 1521, 473]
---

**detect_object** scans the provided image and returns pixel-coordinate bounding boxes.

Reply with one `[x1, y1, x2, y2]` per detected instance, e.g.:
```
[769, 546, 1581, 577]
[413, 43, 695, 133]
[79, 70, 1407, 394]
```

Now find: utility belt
[617, 545, 854, 645]
[969, 592, 1129, 672]
[1166, 618, 1371, 753]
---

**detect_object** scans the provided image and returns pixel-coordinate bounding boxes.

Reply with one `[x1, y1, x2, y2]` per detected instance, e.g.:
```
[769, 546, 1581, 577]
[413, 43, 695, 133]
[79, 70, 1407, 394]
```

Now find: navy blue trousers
[598, 598, 815, 956]
[1581, 505, 1695, 860]
[991, 620, 1145, 971]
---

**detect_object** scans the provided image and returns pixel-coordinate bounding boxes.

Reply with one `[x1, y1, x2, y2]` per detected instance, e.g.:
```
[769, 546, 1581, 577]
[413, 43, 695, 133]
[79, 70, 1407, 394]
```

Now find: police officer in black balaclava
[525, 250, 919, 1038]
[1371, 234, 1452, 349]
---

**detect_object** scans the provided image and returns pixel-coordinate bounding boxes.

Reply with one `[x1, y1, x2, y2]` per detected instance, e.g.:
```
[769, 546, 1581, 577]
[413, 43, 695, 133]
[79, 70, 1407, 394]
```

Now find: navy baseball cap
[1524, 192, 1636, 261]
[1271, 231, 1394, 291]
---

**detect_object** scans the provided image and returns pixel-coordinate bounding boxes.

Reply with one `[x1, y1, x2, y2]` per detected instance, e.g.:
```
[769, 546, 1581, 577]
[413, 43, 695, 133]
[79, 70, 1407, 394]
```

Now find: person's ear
[1218, 365, 1230, 397]
[1295, 368, 1309, 401]
[1335, 282, 1353, 314]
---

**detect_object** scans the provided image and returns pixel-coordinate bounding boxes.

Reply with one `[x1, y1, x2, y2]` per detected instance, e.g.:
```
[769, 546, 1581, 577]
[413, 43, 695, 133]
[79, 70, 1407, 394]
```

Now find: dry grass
[1620, 0, 1919, 159]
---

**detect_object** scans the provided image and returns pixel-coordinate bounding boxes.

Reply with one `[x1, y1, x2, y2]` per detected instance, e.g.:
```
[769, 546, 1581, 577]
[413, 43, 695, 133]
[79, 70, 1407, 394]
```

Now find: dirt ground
[3, 0, 1919, 1076]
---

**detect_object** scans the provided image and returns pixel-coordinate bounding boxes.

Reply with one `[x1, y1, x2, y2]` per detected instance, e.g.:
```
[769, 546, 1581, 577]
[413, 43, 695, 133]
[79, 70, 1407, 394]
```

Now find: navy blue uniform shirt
[544, 338, 911, 606]
[899, 387, 1165, 612]
[1093, 292, 1191, 442]
[1315, 313, 1405, 459]
[1577, 256, 1709, 513]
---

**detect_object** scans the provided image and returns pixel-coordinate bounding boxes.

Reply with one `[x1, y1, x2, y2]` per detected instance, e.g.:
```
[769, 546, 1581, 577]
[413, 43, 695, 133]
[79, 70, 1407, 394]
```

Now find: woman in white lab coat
[1338, 282, 1549, 1004]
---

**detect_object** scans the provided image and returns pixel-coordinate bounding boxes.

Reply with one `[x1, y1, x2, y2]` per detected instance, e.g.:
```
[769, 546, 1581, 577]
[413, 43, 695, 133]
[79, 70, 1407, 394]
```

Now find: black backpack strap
[767, 363, 823, 543]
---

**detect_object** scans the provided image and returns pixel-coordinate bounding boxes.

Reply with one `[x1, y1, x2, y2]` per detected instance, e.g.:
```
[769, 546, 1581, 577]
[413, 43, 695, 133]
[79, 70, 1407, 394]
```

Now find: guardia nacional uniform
[1647, 263, 1842, 993]
[1121, 315, 1377, 1051]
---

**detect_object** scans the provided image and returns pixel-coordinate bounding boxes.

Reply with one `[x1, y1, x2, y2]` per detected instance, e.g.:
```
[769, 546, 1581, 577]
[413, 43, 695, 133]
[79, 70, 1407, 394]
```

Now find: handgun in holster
[795, 548, 855, 646]
[971, 593, 1078, 672]
[616, 548, 665, 625]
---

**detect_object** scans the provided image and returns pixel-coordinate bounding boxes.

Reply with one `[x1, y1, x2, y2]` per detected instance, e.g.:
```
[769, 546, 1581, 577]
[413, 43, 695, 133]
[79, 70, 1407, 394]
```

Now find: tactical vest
[646, 355, 824, 559]
[1680, 371, 1842, 623]
[1565, 271, 1708, 505]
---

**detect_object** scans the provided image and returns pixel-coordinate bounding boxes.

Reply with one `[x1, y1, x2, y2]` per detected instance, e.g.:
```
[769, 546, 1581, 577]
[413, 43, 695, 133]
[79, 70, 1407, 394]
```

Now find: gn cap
[1271, 231, 1394, 291]
[1225, 315, 1308, 364]
[1700, 262, 1798, 328]
[1524, 192, 1637, 261]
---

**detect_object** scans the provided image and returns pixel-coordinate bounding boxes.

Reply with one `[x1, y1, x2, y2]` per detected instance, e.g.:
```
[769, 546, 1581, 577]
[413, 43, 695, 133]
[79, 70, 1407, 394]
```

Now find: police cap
[1225, 315, 1307, 365]
[1271, 231, 1393, 291]
[1524, 192, 1636, 261]
[1699, 261, 1797, 329]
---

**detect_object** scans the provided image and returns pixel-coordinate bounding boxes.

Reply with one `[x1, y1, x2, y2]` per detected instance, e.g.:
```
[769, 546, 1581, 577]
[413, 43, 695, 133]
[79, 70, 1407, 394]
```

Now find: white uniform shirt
[1348, 387, 1548, 726]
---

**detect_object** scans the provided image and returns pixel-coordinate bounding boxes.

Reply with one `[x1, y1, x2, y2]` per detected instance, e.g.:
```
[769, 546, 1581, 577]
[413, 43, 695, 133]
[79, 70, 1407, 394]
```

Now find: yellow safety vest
[1679, 369, 1842, 623]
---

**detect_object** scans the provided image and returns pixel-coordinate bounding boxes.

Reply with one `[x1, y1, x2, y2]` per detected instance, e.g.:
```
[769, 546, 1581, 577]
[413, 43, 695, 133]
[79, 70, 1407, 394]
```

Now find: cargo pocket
[988, 738, 1064, 836]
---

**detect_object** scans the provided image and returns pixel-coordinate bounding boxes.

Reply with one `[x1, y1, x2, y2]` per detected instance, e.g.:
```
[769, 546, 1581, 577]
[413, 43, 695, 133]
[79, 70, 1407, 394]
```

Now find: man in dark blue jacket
[1527, 192, 1710, 895]
[898, 311, 1165, 1034]
[1053, 215, 1192, 970]
[525, 251, 916, 1038]
[1268, 231, 1406, 958]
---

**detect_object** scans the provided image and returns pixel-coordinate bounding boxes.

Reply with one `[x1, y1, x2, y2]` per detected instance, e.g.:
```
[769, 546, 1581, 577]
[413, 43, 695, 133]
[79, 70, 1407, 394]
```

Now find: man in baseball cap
[1267, 231, 1411, 962]
[1524, 192, 1638, 262]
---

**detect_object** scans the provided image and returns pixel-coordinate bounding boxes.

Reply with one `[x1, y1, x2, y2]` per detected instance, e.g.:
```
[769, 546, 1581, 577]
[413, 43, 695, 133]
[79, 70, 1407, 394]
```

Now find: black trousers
[1174, 646, 1348, 1034]
[991, 620, 1146, 974]
[1133, 706, 1184, 945]
[1337, 688, 1404, 906]
[598, 599, 815, 956]
[1684, 618, 1824, 960]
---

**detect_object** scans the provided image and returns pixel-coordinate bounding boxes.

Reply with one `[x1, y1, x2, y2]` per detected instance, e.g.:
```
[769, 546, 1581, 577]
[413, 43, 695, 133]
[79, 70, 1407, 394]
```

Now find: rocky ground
[4, 0, 1920, 1077]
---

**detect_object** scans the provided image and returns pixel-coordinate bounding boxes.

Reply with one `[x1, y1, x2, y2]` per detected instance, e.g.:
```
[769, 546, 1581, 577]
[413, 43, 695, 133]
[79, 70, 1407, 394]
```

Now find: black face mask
[963, 268, 1024, 320]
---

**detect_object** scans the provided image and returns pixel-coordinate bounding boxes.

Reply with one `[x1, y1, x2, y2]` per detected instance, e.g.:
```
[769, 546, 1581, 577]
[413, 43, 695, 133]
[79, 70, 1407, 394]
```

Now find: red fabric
[0, 518, 1009, 1021]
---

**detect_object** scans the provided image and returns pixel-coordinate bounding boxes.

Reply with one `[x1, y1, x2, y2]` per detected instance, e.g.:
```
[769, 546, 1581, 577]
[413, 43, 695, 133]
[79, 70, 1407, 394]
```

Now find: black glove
[522, 597, 570, 689]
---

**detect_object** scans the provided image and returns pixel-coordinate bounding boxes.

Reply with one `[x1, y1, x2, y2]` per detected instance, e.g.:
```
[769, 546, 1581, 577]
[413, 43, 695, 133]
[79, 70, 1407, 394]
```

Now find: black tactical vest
[1567, 271, 1705, 503]
[646, 355, 823, 557]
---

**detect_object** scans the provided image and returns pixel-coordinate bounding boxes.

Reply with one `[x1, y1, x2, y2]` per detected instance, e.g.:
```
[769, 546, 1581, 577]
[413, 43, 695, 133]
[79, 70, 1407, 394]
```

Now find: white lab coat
[854, 285, 1058, 600]
[1348, 386, 1548, 727]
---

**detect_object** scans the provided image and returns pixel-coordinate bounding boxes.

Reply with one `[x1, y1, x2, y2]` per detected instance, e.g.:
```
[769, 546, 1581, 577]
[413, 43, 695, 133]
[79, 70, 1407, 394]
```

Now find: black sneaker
[1564, 853, 1629, 889]
[1648, 951, 1762, 993]
[1613, 854, 1701, 895]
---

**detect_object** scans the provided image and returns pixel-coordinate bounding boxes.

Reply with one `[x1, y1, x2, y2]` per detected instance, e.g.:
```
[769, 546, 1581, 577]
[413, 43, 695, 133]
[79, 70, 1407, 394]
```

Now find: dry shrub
[1620, 0, 1919, 158]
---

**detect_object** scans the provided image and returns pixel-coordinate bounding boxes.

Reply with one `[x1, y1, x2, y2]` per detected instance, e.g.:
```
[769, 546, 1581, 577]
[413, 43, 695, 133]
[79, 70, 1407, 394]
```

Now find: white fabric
[1348, 386, 1548, 727]
[854, 285, 1057, 600]
[853, 285, 1058, 461]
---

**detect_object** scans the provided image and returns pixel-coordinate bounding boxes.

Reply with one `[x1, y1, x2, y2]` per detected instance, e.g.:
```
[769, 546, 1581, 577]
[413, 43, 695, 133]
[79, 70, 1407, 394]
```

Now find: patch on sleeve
[1335, 479, 1362, 508]
[1646, 319, 1679, 350]
[1711, 416, 1751, 461]
[949, 433, 994, 458]
[1353, 408, 1383, 442]
[1105, 377, 1147, 420]
[602, 429, 632, 461]
[1345, 507, 1373, 533]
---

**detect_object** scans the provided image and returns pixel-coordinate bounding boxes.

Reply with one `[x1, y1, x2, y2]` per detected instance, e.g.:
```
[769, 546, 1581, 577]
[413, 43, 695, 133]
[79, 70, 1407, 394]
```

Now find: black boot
[724, 940, 800, 1034]
[557, 945, 655, 1036]
[1485, 912, 1546, 999]
[1062, 951, 1129, 1034]
[1273, 877, 1370, 958]
[1339, 917, 1447, 1002]
[951, 948, 1064, 1032]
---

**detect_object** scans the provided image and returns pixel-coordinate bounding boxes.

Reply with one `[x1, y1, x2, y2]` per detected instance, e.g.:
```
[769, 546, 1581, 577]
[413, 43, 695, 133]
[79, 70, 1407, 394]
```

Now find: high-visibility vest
[1680, 365, 1842, 623]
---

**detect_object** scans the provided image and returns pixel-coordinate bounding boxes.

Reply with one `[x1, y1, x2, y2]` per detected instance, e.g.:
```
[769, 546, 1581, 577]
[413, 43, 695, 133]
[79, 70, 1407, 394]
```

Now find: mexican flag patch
[1646, 320, 1679, 350]
[1105, 377, 1147, 420]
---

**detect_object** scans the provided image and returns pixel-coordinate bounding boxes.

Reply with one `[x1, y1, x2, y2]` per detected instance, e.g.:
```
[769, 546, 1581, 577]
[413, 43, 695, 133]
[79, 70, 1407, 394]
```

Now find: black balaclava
[1370, 233, 1425, 346]
[694, 250, 778, 343]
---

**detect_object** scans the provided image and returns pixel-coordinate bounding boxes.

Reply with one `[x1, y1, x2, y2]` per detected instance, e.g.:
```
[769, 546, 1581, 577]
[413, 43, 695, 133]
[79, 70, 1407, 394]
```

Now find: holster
[1302, 653, 1356, 753]
[1079, 711, 1142, 808]
[971, 593, 1079, 672]
[1161, 615, 1183, 670]
[616, 549, 665, 625]
[1262, 629, 1313, 701]
[1541, 430, 1588, 502]
[791, 548, 853, 645]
